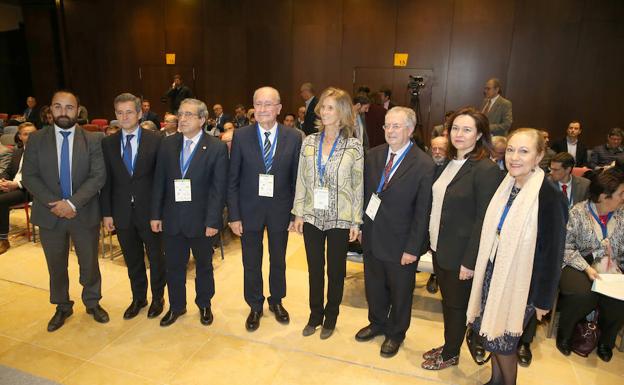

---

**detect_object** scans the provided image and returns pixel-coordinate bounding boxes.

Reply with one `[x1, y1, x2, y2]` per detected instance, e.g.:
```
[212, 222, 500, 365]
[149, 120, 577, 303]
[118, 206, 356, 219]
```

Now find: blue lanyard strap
[375, 142, 413, 193]
[121, 127, 142, 173]
[256, 124, 278, 173]
[179, 134, 202, 178]
[587, 202, 613, 239]
[497, 204, 511, 233]
[317, 131, 339, 186]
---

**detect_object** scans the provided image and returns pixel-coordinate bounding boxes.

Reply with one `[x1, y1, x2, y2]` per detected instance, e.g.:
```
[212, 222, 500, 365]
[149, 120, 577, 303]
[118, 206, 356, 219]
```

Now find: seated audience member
[490, 136, 507, 171]
[431, 110, 454, 139]
[430, 136, 448, 167]
[23, 96, 41, 128]
[104, 124, 121, 136]
[296, 106, 306, 131]
[590, 127, 623, 169]
[0, 142, 11, 177]
[539, 130, 556, 171]
[161, 113, 178, 136]
[247, 108, 256, 125]
[549, 152, 590, 208]
[220, 122, 235, 152]
[551, 121, 588, 166]
[207, 104, 231, 134]
[0, 122, 37, 254]
[557, 161, 624, 362]
[140, 120, 158, 132]
[140, 99, 161, 129]
[233, 104, 249, 128]
[76, 96, 89, 125]
[283, 113, 305, 139]
[39, 106, 54, 130]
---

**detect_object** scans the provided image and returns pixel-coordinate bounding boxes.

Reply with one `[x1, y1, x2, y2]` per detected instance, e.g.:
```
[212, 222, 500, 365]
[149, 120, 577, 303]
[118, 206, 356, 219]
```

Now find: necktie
[483, 99, 492, 114]
[561, 183, 570, 205]
[263, 131, 272, 172]
[123, 134, 134, 175]
[183, 139, 193, 166]
[382, 153, 396, 191]
[60, 131, 72, 199]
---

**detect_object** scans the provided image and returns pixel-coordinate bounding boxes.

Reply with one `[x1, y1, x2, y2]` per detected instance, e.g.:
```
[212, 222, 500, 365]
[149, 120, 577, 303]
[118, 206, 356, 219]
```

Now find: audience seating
[9, 202, 33, 242]
[90, 119, 108, 128]
[572, 167, 591, 177]
[82, 124, 101, 132]
[0, 133, 15, 146]
[9, 114, 21, 120]
[0, 113, 8, 121]
[3, 126, 18, 136]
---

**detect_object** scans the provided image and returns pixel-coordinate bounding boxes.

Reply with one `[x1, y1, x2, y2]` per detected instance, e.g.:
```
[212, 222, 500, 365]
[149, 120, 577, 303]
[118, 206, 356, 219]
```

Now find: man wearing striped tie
[227, 87, 302, 332]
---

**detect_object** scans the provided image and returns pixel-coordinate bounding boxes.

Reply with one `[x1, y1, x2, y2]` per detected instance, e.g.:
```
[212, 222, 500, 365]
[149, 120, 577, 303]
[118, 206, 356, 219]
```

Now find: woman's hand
[293, 216, 304, 234]
[535, 307, 549, 321]
[349, 227, 359, 242]
[584, 266, 601, 281]
[459, 265, 474, 280]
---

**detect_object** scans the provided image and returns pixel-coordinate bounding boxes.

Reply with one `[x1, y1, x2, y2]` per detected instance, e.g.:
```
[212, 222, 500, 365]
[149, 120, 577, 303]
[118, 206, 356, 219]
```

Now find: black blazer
[551, 138, 588, 167]
[100, 128, 162, 230]
[151, 132, 228, 237]
[1, 148, 22, 181]
[302, 96, 318, 136]
[362, 143, 435, 263]
[433, 158, 503, 271]
[140, 110, 161, 130]
[227, 124, 302, 232]
[208, 113, 232, 133]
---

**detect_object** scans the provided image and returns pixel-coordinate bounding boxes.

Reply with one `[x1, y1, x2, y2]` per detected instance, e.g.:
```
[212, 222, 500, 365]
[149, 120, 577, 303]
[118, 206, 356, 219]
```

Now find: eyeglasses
[253, 102, 279, 109]
[177, 111, 198, 119]
[382, 124, 406, 131]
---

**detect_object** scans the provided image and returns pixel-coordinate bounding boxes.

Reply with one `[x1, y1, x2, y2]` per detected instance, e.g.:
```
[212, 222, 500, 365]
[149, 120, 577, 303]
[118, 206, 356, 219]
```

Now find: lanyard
[587, 202, 613, 239]
[256, 124, 278, 173]
[375, 142, 413, 193]
[317, 131, 339, 186]
[497, 204, 511, 233]
[121, 127, 142, 173]
[179, 133, 202, 178]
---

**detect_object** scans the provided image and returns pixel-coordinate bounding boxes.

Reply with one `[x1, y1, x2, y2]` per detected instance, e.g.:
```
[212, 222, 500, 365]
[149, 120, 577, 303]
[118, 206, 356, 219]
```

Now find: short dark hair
[284, 113, 296, 120]
[52, 89, 79, 105]
[608, 127, 623, 138]
[588, 165, 624, 203]
[379, 87, 392, 98]
[551, 152, 575, 170]
[353, 94, 371, 105]
[446, 106, 493, 161]
[234, 104, 245, 111]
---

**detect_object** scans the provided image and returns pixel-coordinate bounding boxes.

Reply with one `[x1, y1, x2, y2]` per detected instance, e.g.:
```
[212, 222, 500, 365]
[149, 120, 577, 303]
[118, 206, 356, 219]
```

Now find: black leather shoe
[160, 309, 186, 327]
[123, 299, 148, 320]
[517, 342, 532, 367]
[86, 305, 110, 323]
[597, 344, 613, 362]
[474, 340, 486, 362]
[47, 308, 73, 332]
[355, 325, 383, 342]
[380, 337, 402, 358]
[556, 338, 571, 356]
[199, 307, 213, 326]
[426, 274, 438, 294]
[147, 298, 164, 319]
[245, 310, 262, 331]
[320, 327, 334, 340]
[269, 303, 290, 324]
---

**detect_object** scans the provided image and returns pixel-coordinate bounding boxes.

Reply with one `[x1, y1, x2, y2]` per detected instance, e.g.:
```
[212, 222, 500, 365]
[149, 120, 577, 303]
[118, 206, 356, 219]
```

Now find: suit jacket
[22, 126, 106, 229]
[140, 110, 160, 130]
[208, 113, 232, 133]
[0, 144, 12, 177]
[25, 106, 42, 128]
[551, 138, 589, 167]
[151, 132, 228, 237]
[163, 85, 193, 113]
[548, 174, 590, 208]
[100, 128, 162, 230]
[227, 124, 302, 232]
[302, 96, 318, 136]
[355, 113, 370, 150]
[362, 143, 435, 263]
[483, 96, 512, 136]
[433, 158, 503, 271]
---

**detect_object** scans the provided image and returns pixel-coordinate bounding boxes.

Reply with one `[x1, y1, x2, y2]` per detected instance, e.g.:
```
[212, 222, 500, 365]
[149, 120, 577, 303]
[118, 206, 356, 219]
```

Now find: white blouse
[429, 159, 466, 251]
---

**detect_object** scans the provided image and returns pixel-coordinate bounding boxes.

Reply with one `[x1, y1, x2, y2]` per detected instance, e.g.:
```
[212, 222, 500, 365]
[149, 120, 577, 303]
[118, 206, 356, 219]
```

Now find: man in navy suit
[139, 99, 161, 130]
[228, 87, 302, 331]
[151, 98, 228, 327]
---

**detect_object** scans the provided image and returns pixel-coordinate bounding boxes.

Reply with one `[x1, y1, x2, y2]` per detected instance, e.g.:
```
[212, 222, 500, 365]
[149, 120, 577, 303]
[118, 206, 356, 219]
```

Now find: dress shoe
[320, 327, 334, 340]
[269, 303, 290, 324]
[421, 354, 459, 370]
[86, 305, 110, 323]
[422, 346, 444, 360]
[302, 324, 320, 337]
[426, 274, 438, 294]
[123, 299, 147, 320]
[245, 310, 262, 331]
[380, 338, 402, 358]
[355, 325, 383, 342]
[147, 298, 164, 318]
[517, 342, 532, 367]
[47, 308, 73, 332]
[0, 239, 10, 255]
[199, 307, 213, 325]
[160, 309, 186, 327]
[596, 344, 613, 362]
[556, 338, 571, 356]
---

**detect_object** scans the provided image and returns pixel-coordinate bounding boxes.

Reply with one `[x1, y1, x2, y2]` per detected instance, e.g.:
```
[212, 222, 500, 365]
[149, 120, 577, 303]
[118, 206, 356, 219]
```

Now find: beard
[54, 115, 77, 129]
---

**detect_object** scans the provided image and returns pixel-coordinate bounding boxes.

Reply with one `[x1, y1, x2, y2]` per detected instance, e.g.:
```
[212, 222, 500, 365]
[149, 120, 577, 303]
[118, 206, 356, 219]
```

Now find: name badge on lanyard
[315, 132, 339, 210]
[259, 174, 274, 197]
[365, 193, 381, 220]
[257, 125, 278, 197]
[174, 179, 192, 202]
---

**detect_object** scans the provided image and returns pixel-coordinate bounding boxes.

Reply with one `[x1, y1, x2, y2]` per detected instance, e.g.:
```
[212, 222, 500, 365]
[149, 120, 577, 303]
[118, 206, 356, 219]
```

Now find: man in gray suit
[481, 78, 512, 136]
[549, 152, 590, 208]
[22, 90, 108, 332]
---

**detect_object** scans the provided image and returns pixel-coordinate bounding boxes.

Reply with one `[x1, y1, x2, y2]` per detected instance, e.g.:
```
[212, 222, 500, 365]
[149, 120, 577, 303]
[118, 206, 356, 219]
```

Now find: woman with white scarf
[466, 128, 568, 385]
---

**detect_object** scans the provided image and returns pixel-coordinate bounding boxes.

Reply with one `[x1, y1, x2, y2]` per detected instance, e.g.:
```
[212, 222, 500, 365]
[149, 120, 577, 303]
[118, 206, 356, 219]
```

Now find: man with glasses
[227, 87, 302, 331]
[481, 78, 512, 136]
[161, 113, 178, 136]
[151, 98, 228, 327]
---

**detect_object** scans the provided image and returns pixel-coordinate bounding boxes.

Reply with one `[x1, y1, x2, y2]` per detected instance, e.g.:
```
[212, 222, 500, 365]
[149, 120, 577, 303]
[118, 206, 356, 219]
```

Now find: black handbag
[571, 310, 600, 357]
[465, 327, 491, 365]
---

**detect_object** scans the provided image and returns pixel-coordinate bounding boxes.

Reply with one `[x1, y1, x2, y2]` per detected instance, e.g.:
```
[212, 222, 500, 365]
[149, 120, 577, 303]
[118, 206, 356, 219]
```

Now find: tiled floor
[0, 212, 622, 384]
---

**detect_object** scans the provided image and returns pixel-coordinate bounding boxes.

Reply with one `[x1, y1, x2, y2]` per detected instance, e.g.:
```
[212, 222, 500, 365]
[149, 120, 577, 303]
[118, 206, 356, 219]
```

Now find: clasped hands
[49, 200, 76, 219]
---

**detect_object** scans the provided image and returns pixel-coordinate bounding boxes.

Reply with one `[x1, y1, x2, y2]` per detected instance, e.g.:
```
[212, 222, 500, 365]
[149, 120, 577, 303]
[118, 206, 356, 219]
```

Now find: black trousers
[0, 189, 29, 236]
[40, 220, 101, 311]
[558, 266, 624, 348]
[115, 208, 166, 302]
[241, 229, 288, 312]
[164, 233, 215, 313]
[520, 314, 538, 344]
[433, 254, 472, 359]
[302, 223, 348, 329]
[364, 250, 417, 342]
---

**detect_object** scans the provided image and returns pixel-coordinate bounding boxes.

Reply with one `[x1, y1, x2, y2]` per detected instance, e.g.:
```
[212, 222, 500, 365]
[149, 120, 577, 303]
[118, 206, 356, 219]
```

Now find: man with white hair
[430, 136, 448, 166]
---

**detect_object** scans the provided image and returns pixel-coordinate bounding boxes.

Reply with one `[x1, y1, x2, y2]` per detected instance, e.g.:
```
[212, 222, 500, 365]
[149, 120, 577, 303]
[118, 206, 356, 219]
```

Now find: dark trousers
[241, 229, 288, 312]
[116, 209, 166, 302]
[558, 266, 624, 348]
[520, 314, 538, 344]
[364, 250, 417, 342]
[39, 220, 101, 311]
[433, 254, 472, 359]
[302, 223, 348, 329]
[164, 233, 215, 313]
[0, 190, 29, 236]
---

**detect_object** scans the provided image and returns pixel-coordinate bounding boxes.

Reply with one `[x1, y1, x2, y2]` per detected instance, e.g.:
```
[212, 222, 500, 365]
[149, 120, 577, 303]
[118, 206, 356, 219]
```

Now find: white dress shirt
[384, 141, 412, 181]
[54, 124, 76, 209]
[120, 127, 140, 161]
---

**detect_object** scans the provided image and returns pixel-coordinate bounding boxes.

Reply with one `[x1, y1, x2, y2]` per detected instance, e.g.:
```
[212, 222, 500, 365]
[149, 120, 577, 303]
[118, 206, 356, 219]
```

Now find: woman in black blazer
[422, 107, 503, 370]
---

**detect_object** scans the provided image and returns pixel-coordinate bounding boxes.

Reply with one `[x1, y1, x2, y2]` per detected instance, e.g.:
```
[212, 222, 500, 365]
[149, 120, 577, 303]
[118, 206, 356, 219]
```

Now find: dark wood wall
[21, 0, 624, 146]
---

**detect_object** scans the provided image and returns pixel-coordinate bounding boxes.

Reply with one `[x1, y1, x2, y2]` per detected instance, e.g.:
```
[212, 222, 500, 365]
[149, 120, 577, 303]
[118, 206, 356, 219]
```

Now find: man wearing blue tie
[22, 90, 108, 331]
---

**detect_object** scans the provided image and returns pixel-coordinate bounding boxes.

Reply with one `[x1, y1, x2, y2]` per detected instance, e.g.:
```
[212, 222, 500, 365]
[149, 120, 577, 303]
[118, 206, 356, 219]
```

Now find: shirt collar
[122, 127, 140, 140]
[54, 124, 76, 135]
[388, 140, 411, 158]
[183, 130, 203, 144]
[258, 122, 278, 135]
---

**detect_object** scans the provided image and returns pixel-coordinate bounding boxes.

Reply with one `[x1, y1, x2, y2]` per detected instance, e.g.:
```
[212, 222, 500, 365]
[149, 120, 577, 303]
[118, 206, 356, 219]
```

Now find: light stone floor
[0, 211, 622, 385]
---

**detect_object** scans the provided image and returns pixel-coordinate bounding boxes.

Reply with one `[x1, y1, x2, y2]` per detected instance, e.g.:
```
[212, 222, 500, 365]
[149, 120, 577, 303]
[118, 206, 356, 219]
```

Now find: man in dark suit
[139, 99, 161, 129]
[22, 90, 108, 332]
[23, 96, 42, 128]
[378, 87, 396, 111]
[299, 82, 318, 136]
[0, 122, 37, 254]
[550, 121, 588, 166]
[481, 78, 512, 136]
[206, 104, 232, 135]
[353, 94, 371, 150]
[549, 152, 590, 208]
[161, 74, 193, 114]
[151, 98, 228, 327]
[355, 106, 435, 358]
[227, 87, 302, 331]
[101, 93, 166, 320]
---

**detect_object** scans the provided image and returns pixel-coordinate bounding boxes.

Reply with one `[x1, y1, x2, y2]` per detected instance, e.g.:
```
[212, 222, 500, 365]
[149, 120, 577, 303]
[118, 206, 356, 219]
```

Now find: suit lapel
[270, 124, 287, 173]
[446, 160, 473, 189]
[71, 127, 86, 187]
[133, 128, 148, 177]
[384, 145, 416, 190]
[184, 133, 208, 178]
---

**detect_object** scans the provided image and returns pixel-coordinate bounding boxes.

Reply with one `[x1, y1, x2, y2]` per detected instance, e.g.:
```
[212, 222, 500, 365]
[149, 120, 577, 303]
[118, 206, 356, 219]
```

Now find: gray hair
[253, 86, 281, 104]
[179, 98, 209, 119]
[387, 106, 417, 129]
[491, 135, 507, 147]
[114, 93, 141, 112]
[140, 120, 157, 131]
